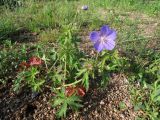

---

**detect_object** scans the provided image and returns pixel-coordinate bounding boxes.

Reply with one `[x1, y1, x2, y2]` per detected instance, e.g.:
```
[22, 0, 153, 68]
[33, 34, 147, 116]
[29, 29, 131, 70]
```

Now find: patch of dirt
[99, 8, 159, 37]
[0, 83, 56, 120]
[66, 74, 135, 120]
[0, 74, 135, 120]
[146, 37, 160, 51]
[120, 11, 159, 37]
[78, 28, 97, 57]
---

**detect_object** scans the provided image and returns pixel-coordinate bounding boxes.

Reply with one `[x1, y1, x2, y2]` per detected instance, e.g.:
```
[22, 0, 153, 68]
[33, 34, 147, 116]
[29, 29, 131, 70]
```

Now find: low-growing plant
[131, 80, 160, 120]
[10, 24, 128, 118]
[130, 51, 160, 119]
[0, 40, 27, 84]
[51, 88, 83, 118]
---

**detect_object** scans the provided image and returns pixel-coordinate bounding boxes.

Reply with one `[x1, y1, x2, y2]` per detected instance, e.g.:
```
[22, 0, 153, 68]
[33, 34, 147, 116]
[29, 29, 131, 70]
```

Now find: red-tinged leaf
[19, 61, 30, 68]
[76, 87, 86, 97]
[65, 86, 76, 97]
[29, 56, 43, 66]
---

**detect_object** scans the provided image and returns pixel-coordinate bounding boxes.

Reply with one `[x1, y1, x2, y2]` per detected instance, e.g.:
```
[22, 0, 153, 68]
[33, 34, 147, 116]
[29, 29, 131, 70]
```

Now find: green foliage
[52, 89, 82, 118]
[131, 80, 160, 119]
[146, 56, 160, 79]
[0, 18, 16, 41]
[119, 101, 126, 110]
[13, 66, 45, 92]
[130, 50, 160, 119]
[97, 50, 129, 86]
[0, 40, 26, 83]
[13, 71, 25, 91]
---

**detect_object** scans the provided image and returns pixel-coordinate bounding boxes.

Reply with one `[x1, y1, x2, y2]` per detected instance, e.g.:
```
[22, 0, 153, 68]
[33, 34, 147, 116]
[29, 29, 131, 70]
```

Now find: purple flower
[90, 25, 117, 52]
[81, 5, 88, 10]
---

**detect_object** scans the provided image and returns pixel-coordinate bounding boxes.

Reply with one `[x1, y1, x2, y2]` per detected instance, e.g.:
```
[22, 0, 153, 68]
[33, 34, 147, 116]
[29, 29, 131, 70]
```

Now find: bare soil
[0, 74, 135, 120]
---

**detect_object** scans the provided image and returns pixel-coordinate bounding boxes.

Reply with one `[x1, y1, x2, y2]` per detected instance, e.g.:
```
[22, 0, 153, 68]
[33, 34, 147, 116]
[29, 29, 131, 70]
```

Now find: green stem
[96, 52, 99, 61]
[55, 79, 82, 90]
[63, 56, 67, 86]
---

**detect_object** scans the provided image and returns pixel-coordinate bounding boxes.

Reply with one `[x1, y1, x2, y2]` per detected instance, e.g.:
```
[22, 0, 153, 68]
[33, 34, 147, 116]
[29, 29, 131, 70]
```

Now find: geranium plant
[13, 24, 122, 118]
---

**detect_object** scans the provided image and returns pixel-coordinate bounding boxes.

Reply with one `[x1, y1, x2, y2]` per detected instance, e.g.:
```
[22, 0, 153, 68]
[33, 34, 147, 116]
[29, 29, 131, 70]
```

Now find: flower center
[100, 36, 107, 43]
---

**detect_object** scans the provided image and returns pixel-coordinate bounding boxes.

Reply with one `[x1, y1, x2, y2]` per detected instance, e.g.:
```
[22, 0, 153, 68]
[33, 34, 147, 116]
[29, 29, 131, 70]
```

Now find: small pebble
[100, 100, 105, 105]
